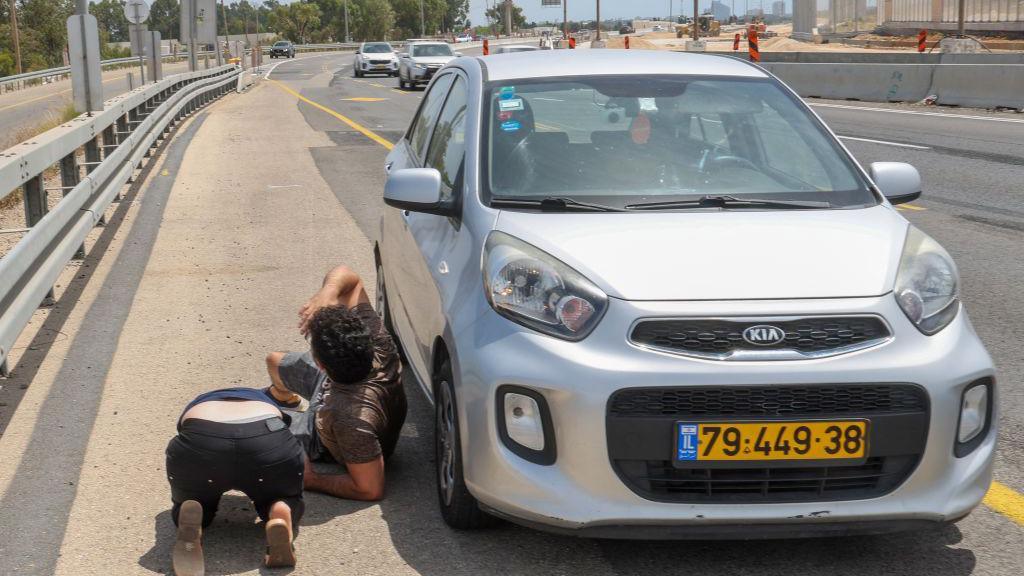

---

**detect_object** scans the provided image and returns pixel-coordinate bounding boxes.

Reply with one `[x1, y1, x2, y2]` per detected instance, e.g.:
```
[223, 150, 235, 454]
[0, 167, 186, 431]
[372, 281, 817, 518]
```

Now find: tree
[444, 0, 468, 33]
[485, 2, 525, 36]
[148, 0, 180, 41]
[91, 0, 130, 42]
[20, 0, 75, 68]
[391, 0, 445, 38]
[350, 0, 393, 41]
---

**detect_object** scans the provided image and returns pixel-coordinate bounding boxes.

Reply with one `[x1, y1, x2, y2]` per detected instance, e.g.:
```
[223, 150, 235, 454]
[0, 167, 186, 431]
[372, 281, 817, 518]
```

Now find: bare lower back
[181, 400, 281, 423]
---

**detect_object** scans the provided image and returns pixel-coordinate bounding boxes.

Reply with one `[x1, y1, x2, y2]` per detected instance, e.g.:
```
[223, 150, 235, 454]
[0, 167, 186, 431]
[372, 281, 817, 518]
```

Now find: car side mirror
[869, 162, 922, 205]
[384, 168, 452, 216]
[399, 52, 409, 58]
[355, 49, 360, 54]
[454, 51, 463, 57]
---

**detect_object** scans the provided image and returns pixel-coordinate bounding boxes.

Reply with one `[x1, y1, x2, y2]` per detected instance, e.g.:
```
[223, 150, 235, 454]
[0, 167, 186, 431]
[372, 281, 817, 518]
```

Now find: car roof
[474, 50, 767, 81]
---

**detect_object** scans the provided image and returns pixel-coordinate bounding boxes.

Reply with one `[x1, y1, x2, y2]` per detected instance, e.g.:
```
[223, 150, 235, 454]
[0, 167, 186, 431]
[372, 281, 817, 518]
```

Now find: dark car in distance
[269, 41, 295, 59]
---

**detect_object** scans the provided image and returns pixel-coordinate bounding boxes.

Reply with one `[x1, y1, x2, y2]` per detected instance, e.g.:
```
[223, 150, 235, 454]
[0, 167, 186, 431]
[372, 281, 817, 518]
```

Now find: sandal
[264, 518, 297, 568]
[172, 500, 205, 576]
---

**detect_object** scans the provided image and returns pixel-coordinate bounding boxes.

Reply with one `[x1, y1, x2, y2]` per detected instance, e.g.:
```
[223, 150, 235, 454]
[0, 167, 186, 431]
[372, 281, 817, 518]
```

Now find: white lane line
[264, 52, 348, 80]
[809, 102, 1024, 124]
[837, 135, 931, 150]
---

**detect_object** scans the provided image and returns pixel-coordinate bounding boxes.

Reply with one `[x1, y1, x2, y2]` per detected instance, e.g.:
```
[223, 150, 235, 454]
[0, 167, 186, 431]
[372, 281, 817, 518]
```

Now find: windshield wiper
[625, 195, 831, 211]
[490, 196, 629, 213]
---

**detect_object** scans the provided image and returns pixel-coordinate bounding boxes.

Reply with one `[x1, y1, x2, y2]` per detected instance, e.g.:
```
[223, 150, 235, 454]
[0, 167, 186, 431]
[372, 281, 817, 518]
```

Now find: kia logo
[742, 325, 786, 346]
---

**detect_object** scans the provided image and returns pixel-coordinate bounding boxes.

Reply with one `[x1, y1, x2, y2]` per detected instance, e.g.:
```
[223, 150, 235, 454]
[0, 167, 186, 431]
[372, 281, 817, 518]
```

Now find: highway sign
[124, 0, 150, 25]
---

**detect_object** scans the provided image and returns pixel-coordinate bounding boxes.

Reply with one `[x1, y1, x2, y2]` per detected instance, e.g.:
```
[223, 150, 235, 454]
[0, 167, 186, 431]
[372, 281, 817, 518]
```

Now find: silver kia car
[376, 50, 997, 538]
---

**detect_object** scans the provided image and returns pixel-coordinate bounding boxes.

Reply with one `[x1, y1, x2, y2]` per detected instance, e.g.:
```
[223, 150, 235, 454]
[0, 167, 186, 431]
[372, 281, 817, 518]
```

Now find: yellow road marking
[269, 79, 393, 150]
[985, 481, 1024, 527]
[391, 89, 409, 95]
[900, 203, 927, 211]
[369, 82, 387, 88]
[342, 97, 387, 102]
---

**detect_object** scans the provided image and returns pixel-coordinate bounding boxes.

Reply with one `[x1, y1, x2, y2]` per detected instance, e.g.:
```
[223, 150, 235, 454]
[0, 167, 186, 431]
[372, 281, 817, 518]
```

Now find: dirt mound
[605, 36, 659, 50]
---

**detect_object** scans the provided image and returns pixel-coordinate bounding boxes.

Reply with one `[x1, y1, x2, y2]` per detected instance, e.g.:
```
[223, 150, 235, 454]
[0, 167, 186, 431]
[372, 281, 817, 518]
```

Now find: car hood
[493, 205, 908, 301]
[410, 56, 455, 65]
[363, 52, 396, 59]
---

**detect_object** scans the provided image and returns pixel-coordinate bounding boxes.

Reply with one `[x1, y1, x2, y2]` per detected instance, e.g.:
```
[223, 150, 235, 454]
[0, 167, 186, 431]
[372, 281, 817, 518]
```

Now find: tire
[398, 75, 407, 90]
[435, 360, 499, 530]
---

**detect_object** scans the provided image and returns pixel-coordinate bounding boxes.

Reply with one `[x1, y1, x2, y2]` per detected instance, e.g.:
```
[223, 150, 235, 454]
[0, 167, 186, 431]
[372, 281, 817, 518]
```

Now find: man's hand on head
[298, 288, 341, 337]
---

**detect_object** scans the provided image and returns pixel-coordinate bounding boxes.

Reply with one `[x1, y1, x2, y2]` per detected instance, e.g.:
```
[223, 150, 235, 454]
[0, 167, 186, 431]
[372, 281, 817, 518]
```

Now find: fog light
[504, 393, 544, 451]
[958, 384, 988, 444]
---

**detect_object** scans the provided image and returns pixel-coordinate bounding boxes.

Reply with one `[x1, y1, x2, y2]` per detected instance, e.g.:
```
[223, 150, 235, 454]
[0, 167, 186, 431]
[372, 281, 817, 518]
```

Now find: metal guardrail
[0, 52, 214, 93]
[0, 64, 242, 374]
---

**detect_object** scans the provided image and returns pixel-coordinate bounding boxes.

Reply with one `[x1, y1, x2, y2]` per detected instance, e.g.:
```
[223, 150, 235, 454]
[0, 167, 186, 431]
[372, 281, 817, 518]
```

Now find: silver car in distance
[376, 50, 997, 538]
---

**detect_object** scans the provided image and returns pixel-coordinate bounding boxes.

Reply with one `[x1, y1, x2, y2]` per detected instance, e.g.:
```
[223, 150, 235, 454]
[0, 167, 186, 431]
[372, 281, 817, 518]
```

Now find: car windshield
[411, 44, 453, 57]
[274, 42, 289, 46]
[484, 75, 875, 209]
[363, 43, 392, 53]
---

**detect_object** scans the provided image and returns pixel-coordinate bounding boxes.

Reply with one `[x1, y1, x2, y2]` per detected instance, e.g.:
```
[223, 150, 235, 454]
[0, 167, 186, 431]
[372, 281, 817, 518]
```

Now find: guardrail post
[22, 175, 56, 303]
[60, 152, 87, 259]
[98, 128, 113, 160]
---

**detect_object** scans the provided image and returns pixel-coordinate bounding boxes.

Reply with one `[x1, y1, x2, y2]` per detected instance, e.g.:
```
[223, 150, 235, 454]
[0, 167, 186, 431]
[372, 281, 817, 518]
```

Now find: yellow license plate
[675, 420, 868, 462]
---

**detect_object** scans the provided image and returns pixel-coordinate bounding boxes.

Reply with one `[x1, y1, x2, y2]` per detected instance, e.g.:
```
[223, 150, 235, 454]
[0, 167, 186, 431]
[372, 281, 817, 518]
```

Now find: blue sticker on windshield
[499, 86, 516, 100]
[500, 120, 521, 132]
[677, 423, 698, 461]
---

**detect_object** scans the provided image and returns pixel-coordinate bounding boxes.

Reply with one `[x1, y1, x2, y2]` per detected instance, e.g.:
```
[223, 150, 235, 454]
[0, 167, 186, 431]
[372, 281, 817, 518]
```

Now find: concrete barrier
[929, 64, 1024, 109]
[715, 52, 1024, 64]
[760, 63, 936, 103]
[760, 62, 1024, 109]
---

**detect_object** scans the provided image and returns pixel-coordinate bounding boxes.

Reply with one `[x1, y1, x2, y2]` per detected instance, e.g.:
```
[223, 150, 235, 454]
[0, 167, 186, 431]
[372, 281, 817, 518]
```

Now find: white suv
[354, 42, 398, 77]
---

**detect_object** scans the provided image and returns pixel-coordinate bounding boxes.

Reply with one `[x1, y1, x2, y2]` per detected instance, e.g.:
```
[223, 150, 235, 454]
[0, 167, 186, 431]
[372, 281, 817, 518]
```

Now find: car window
[425, 76, 468, 202]
[408, 74, 456, 163]
[484, 76, 871, 208]
[411, 44, 453, 57]
[275, 42, 289, 47]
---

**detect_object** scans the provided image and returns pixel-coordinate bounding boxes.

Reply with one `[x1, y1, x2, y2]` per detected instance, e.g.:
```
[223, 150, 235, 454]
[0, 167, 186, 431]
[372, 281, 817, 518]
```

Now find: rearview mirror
[384, 168, 452, 216]
[870, 162, 922, 205]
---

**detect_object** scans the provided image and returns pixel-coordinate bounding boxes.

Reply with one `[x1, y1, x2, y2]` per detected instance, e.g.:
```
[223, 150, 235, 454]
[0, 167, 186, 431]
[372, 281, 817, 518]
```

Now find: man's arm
[298, 265, 372, 335]
[303, 456, 385, 501]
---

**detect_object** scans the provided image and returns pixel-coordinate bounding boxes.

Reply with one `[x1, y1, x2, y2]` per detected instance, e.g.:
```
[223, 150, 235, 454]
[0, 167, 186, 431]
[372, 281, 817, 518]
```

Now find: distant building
[710, 1, 731, 22]
[877, 0, 1022, 33]
[746, 8, 764, 18]
[771, 1, 785, 17]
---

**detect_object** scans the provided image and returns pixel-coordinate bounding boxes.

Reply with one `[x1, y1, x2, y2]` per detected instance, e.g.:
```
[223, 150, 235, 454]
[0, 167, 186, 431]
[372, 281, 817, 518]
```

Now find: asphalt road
[259, 52, 1024, 574]
[0, 50, 1020, 575]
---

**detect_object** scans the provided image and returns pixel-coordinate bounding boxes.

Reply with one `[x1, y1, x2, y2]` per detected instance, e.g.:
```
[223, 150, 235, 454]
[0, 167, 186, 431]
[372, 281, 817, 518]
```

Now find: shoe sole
[173, 500, 204, 576]
[265, 518, 296, 568]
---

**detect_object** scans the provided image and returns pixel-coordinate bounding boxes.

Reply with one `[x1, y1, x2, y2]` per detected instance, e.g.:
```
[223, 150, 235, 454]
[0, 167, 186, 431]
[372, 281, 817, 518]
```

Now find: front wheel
[435, 361, 499, 530]
[398, 75, 407, 90]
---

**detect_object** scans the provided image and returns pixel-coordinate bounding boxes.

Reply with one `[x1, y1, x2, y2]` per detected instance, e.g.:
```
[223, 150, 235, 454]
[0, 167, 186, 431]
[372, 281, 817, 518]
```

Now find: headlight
[414, 63, 427, 70]
[483, 232, 607, 340]
[893, 226, 959, 335]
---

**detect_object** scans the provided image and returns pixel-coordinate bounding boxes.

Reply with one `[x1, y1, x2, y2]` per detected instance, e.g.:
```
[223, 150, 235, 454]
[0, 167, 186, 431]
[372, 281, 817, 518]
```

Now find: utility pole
[957, 0, 966, 37]
[344, 0, 350, 42]
[595, 0, 600, 41]
[504, 0, 512, 37]
[692, 0, 698, 40]
[563, 0, 568, 41]
[420, 0, 425, 37]
[8, 0, 22, 73]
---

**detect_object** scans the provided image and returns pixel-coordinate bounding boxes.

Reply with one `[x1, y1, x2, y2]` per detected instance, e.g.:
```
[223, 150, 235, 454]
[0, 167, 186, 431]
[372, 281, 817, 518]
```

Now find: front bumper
[451, 293, 997, 536]
[409, 66, 440, 82]
[362, 60, 397, 72]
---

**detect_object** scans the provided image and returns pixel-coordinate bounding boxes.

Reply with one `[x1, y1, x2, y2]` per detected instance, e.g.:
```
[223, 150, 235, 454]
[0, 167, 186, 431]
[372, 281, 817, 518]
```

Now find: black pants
[166, 417, 305, 528]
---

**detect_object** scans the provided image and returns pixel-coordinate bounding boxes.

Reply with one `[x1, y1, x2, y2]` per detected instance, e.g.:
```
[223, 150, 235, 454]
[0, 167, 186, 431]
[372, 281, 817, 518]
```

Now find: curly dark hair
[308, 306, 374, 384]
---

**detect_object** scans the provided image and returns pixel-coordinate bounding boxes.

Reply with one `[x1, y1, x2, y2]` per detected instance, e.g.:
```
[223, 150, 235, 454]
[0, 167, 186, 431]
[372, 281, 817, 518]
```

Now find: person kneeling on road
[166, 388, 305, 576]
[266, 264, 407, 501]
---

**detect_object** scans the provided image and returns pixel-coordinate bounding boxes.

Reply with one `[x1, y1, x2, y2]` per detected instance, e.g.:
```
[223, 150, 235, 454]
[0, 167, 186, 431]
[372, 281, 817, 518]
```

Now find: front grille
[609, 384, 927, 418]
[369, 59, 391, 64]
[617, 456, 917, 503]
[607, 384, 928, 503]
[630, 316, 891, 360]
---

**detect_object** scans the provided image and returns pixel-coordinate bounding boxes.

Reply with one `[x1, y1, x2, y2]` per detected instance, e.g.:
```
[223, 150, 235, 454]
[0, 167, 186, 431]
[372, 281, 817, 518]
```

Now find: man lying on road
[166, 388, 304, 575]
[266, 264, 407, 501]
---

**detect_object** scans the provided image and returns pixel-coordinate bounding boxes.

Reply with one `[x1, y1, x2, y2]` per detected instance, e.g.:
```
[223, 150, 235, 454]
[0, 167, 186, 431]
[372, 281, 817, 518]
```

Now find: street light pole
[344, 0, 350, 42]
[9, 0, 22, 74]
[420, 0, 425, 37]
[595, 0, 600, 41]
